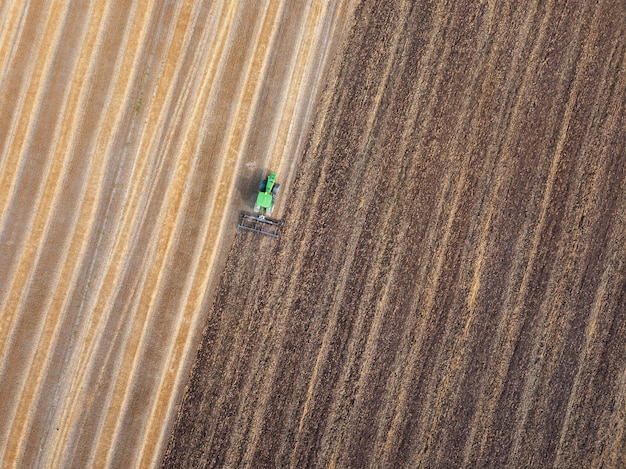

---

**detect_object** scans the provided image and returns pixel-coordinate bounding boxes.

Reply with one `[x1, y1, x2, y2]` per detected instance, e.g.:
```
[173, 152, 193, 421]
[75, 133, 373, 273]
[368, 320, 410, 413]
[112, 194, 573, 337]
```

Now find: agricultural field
[164, 0, 626, 468]
[0, 0, 348, 467]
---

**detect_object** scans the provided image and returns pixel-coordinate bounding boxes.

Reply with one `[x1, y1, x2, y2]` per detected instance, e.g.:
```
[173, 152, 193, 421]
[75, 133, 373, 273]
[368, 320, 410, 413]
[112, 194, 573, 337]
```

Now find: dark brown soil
[163, 0, 626, 467]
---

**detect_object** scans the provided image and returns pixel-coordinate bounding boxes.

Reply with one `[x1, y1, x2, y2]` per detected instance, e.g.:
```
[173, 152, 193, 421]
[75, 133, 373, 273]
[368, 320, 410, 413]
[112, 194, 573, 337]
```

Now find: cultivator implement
[237, 212, 284, 239]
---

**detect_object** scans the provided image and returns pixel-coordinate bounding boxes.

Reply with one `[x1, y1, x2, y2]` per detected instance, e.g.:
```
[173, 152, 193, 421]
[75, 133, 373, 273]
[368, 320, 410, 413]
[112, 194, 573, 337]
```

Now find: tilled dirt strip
[163, 0, 626, 467]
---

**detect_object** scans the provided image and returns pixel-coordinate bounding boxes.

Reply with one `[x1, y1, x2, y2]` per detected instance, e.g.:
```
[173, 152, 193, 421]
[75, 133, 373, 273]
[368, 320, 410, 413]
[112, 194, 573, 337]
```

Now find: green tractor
[238, 171, 284, 239]
[254, 172, 280, 216]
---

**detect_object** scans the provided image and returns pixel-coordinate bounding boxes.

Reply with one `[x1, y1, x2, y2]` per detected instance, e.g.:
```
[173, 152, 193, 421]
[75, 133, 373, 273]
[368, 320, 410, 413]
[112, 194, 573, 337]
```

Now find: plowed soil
[163, 1, 626, 468]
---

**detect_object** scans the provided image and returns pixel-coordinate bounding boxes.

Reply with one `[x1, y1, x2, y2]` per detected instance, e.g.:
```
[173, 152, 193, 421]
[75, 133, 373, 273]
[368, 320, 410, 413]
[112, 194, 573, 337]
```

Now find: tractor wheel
[272, 183, 280, 196]
[259, 179, 267, 192]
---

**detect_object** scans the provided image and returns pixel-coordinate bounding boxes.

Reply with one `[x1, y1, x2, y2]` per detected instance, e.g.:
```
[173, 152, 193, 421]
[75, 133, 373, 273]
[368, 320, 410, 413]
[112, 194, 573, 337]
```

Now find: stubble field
[164, 0, 626, 468]
[0, 0, 348, 467]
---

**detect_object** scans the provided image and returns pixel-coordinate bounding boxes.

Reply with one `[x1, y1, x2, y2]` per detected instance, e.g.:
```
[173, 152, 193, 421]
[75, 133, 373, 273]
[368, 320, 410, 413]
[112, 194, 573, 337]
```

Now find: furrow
[0, 0, 28, 83]
[101, 0, 255, 466]
[48, 1, 188, 466]
[1, 0, 126, 465]
[0, 1, 95, 462]
[0, 0, 54, 168]
[46, 0, 171, 461]
[238, 3, 413, 466]
[0, 0, 69, 337]
[504, 2, 606, 464]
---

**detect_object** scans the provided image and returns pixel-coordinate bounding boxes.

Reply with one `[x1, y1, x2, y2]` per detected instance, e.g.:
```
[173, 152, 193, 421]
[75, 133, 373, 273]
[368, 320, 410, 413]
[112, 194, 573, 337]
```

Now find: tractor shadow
[235, 166, 264, 210]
